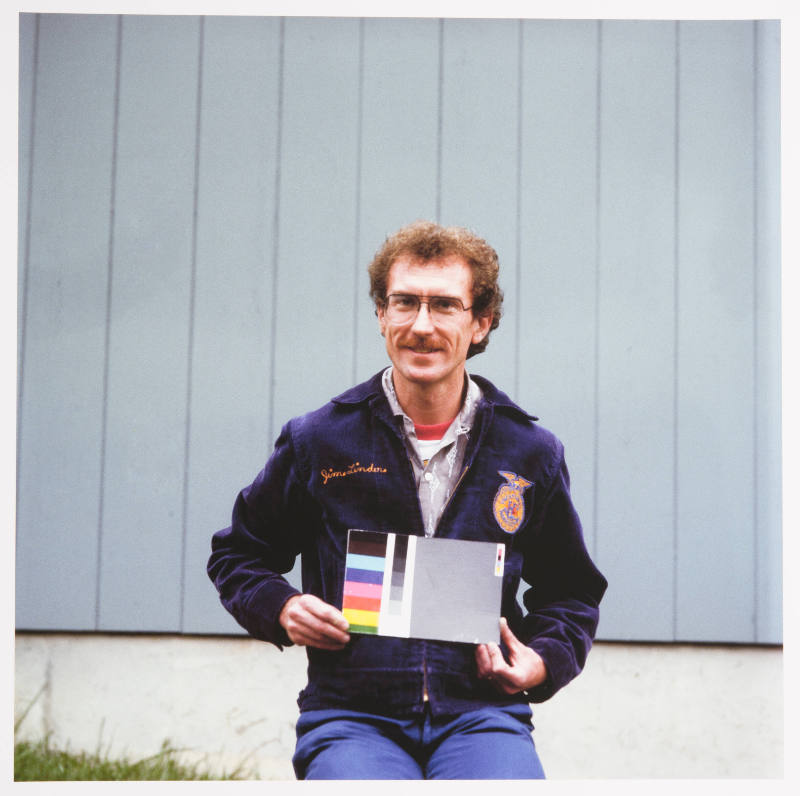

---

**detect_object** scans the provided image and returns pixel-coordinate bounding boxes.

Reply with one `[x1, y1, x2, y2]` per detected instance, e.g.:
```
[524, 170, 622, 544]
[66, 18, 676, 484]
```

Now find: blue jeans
[292, 703, 545, 780]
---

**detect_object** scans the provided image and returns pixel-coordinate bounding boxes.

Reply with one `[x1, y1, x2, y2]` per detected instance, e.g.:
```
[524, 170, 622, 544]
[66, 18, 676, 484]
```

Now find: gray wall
[16, 14, 782, 643]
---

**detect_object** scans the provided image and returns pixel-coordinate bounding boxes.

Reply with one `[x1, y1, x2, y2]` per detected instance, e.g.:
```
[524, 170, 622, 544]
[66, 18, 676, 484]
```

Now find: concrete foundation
[14, 633, 783, 780]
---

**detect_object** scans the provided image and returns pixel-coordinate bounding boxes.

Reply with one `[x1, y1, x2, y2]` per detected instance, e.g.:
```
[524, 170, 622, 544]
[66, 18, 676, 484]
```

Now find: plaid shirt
[382, 366, 482, 537]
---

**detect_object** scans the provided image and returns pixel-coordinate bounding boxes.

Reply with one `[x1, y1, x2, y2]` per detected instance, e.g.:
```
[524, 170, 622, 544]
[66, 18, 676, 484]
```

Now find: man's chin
[404, 346, 440, 357]
[401, 352, 442, 372]
[394, 360, 447, 385]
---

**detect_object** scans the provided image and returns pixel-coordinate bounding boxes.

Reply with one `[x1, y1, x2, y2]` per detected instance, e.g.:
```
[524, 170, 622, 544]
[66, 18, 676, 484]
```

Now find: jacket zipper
[440, 465, 470, 523]
[423, 644, 429, 702]
[422, 464, 469, 703]
[387, 411, 476, 706]
[388, 419, 432, 703]
[381, 397, 490, 707]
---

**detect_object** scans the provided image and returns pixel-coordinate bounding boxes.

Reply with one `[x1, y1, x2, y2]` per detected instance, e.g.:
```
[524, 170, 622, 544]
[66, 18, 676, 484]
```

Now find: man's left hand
[475, 617, 547, 694]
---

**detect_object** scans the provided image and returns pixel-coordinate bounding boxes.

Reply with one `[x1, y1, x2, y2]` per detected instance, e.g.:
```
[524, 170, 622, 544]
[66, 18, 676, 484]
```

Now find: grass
[14, 692, 251, 781]
[14, 736, 250, 781]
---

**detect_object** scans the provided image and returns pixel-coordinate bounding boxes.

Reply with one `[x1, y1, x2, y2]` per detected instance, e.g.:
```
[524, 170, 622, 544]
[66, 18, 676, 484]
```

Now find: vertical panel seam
[592, 20, 602, 563]
[752, 20, 760, 642]
[95, 14, 123, 630]
[672, 20, 681, 642]
[352, 19, 364, 385]
[435, 19, 444, 223]
[268, 18, 285, 445]
[513, 19, 523, 401]
[179, 15, 205, 633]
[16, 13, 40, 527]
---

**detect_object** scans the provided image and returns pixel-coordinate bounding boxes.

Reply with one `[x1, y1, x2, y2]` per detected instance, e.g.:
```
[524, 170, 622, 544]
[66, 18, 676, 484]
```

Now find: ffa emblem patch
[493, 471, 533, 534]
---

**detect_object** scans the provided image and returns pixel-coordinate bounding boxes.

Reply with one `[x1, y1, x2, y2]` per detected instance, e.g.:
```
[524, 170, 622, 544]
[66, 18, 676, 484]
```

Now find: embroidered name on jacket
[321, 462, 388, 485]
[493, 471, 533, 534]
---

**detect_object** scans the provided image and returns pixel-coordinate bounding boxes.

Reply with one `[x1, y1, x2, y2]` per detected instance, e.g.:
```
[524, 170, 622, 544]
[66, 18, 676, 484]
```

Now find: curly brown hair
[367, 220, 503, 358]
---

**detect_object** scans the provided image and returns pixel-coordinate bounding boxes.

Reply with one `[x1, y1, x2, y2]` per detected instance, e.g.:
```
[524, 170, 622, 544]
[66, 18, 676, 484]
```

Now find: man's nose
[410, 301, 435, 333]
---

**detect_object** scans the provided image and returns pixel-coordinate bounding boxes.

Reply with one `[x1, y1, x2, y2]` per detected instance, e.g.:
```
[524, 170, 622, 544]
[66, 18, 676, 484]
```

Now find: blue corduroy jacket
[208, 370, 607, 716]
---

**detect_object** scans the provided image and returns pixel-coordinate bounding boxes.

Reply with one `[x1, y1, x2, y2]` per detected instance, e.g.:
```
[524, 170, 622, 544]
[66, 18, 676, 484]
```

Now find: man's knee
[292, 710, 423, 780]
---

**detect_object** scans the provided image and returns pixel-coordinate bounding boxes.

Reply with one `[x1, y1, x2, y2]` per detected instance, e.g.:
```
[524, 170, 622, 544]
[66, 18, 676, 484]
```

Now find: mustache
[402, 334, 441, 353]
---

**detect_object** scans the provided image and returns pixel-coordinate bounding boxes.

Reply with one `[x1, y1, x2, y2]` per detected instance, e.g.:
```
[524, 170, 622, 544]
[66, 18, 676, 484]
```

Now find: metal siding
[15, 17, 782, 644]
[439, 19, 521, 393]
[16, 14, 118, 629]
[517, 19, 600, 570]
[97, 16, 201, 631]
[595, 21, 678, 641]
[753, 21, 782, 645]
[676, 22, 757, 642]
[355, 18, 440, 383]
[271, 18, 361, 432]
[182, 17, 283, 634]
[18, 13, 36, 373]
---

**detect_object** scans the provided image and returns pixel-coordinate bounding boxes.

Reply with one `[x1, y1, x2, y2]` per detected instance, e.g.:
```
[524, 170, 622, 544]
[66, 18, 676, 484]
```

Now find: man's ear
[472, 312, 492, 343]
[376, 304, 387, 337]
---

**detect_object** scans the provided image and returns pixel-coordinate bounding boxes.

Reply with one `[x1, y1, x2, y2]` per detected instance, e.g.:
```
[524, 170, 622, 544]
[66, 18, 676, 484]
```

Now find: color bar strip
[348, 530, 388, 553]
[344, 567, 383, 585]
[346, 553, 386, 572]
[343, 607, 380, 627]
[346, 623, 378, 634]
[341, 594, 382, 612]
[347, 539, 387, 557]
[343, 581, 383, 599]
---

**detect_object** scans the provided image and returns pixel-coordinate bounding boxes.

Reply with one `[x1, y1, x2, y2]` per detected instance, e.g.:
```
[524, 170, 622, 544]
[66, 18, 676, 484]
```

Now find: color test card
[342, 529, 505, 644]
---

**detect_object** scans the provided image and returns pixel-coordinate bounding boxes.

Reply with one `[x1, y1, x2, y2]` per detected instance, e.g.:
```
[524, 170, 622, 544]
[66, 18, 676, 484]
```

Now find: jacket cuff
[245, 580, 302, 648]
[525, 637, 577, 703]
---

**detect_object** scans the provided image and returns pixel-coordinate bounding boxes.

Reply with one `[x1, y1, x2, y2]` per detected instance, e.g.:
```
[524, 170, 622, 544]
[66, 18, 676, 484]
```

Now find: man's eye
[431, 298, 460, 313]
[394, 295, 417, 308]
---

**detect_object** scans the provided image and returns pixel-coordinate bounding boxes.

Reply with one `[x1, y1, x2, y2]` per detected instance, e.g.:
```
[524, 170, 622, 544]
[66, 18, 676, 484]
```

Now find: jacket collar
[470, 373, 539, 421]
[331, 368, 538, 422]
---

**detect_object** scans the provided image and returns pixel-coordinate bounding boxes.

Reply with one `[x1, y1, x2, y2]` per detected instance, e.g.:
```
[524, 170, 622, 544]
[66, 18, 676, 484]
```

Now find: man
[208, 220, 607, 779]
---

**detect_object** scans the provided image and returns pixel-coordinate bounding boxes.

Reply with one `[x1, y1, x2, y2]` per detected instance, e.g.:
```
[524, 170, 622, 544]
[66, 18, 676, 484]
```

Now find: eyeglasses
[383, 293, 473, 324]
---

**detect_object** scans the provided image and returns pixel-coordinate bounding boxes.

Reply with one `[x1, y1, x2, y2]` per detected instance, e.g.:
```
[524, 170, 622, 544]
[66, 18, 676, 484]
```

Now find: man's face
[377, 255, 491, 394]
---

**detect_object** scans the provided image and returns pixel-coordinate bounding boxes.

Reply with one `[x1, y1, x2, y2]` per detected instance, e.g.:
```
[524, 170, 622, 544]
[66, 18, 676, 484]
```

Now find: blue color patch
[346, 553, 386, 572]
[345, 567, 384, 585]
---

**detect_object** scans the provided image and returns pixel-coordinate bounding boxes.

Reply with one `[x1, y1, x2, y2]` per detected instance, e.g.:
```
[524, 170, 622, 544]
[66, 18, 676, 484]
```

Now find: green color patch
[348, 624, 379, 634]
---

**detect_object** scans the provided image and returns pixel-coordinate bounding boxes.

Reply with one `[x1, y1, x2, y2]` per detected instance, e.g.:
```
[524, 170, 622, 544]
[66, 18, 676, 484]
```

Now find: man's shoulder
[470, 375, 534, 417]
[286, 370, 386, 433]
[329, 370, 386, 407]
[470, 374, 563, 451]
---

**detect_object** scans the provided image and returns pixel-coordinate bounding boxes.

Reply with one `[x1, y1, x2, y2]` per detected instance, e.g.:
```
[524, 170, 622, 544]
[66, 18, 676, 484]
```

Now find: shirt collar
[381, 366, 482, 439]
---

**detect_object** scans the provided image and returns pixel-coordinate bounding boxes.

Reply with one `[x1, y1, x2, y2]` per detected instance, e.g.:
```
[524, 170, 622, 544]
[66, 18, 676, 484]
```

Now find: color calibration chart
[342, 529, 505, 644]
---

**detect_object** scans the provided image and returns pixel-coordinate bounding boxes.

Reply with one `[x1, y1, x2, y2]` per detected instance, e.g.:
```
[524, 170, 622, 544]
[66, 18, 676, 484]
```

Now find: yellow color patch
[343, 607, 379, 627]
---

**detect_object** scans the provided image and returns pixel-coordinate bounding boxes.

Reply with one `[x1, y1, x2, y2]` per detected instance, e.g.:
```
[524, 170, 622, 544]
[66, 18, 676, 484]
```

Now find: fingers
[485, 641, 509, 672]
[499, 616, 524, 652]
[486, 644, 520, 693]
[474, 619, 545, 694]
[475, 643, 493, 678]
[279, 594, 351, 650]
[476, 619, 515, 678]
[475, 641, 517, 694]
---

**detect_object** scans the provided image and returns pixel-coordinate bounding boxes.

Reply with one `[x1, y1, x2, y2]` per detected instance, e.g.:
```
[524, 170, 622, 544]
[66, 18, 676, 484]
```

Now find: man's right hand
[279, 594, 351, 650]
